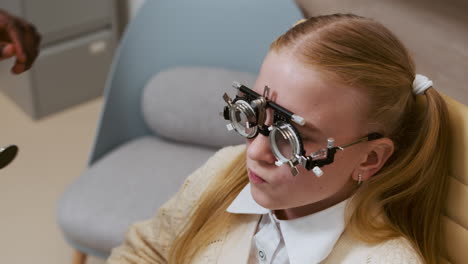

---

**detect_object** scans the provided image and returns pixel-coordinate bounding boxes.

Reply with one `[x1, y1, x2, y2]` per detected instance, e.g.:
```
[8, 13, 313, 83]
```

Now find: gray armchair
[57, 0, 301, 262]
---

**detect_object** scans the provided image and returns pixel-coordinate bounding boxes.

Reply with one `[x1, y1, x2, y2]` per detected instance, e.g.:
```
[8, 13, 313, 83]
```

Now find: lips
[248, 170, 267, 184]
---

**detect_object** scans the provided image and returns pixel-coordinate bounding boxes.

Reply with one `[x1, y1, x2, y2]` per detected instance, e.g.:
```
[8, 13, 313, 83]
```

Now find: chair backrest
[141, 66, 257, 148]
[443, 95, 468, 264]
[88, 0, 302, 165]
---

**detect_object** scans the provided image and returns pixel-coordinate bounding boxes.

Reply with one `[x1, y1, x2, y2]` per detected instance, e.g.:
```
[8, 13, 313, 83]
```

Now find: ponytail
[348, 87, 450, 264]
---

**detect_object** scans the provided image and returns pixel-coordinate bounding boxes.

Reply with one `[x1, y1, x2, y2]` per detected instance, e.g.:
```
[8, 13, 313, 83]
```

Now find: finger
[0, 29, 10, 42]
[17, 21, 41, 69]
[20, 25, 41, 71]
[12, 62, 25, 74]
[0, 43, 15, 58]
[12, 54, 27, 74]
[5, 21, 27, 63]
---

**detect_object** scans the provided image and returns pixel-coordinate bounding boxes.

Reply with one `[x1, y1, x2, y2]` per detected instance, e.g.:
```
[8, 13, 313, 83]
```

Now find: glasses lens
[270, 121, 303, 165]
[230, 102, 257, 138]
[274, 129, 294, 160]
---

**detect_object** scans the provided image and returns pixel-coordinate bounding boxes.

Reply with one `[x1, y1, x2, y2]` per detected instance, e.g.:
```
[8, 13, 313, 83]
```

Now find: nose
[246, 133, 276, 165]
[264, 108, 273, 127]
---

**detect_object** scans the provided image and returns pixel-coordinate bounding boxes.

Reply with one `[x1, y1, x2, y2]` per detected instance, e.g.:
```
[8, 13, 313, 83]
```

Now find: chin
[250, 184, 284, 210]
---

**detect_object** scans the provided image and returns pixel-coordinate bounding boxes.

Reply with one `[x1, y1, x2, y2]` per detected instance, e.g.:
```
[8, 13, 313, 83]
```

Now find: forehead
[253, 51, 367, 138]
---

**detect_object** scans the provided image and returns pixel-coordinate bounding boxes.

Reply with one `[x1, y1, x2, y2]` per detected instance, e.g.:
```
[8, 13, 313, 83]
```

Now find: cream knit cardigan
[107, 145, 423, 264]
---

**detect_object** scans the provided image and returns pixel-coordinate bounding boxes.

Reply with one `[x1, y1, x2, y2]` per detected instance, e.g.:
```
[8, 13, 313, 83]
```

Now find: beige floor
[0, 92, 105, 264]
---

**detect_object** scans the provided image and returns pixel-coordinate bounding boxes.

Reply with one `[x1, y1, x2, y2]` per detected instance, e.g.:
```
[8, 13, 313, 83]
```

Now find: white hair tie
[413, 74, 433, 95]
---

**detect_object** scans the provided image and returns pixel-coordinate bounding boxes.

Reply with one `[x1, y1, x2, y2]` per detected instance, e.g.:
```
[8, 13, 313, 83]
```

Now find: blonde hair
[170, 14, 450, 264]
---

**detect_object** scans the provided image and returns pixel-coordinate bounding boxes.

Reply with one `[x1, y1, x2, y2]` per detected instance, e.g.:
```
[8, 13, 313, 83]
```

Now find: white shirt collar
[227, 183, 348, 264]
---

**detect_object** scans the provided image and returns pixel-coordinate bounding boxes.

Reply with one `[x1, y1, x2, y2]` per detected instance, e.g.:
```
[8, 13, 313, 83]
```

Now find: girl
[108, 14, 449, 264]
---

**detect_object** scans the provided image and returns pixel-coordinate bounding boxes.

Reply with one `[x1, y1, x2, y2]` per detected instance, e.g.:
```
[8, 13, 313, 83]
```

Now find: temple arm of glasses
[338, 133, 383, 150]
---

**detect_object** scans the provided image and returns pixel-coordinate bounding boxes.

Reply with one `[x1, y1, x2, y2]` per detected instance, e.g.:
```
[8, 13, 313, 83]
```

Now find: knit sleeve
[367, 237, 423, 264]
[107, 145, 246, 264]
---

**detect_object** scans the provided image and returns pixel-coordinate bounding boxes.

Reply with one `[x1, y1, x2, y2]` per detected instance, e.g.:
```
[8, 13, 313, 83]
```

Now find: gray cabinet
[0, 0, 118, 119]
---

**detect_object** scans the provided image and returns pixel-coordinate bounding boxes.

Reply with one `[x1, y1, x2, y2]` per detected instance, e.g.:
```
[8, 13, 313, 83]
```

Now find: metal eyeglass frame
[221, 82, 383, 177]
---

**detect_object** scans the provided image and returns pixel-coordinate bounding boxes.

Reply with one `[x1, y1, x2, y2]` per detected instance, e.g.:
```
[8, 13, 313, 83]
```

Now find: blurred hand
[0, 9, 41, 74]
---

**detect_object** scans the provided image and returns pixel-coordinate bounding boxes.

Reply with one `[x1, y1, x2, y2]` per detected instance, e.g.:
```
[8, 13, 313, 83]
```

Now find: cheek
[245, 138, 257, 155]
[322, 149, 361, 178]
[302, 138, 327, 154]
[297, 145, 359, 188]
[293, 162, 351, 198]
[272, 169, 333, 207]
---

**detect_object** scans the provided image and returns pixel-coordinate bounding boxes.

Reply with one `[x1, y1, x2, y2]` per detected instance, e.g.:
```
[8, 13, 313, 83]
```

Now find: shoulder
[151, 144, 246, 235]
[108, 145, 247, 262]
[211, 144, 246, 164]
[202, 144, 246, 171]
[367, 237, 423, 264]
[326, 231, 423, 264]
[184, 144, 246, 186]
[174, 144, 246, 203]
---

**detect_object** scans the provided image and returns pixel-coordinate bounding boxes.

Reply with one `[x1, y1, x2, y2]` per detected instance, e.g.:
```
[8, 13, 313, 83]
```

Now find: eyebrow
[261, 88, 323, 137]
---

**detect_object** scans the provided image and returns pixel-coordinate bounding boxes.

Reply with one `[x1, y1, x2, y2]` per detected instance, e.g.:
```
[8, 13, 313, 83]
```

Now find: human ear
[353, 138, 394, 182]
